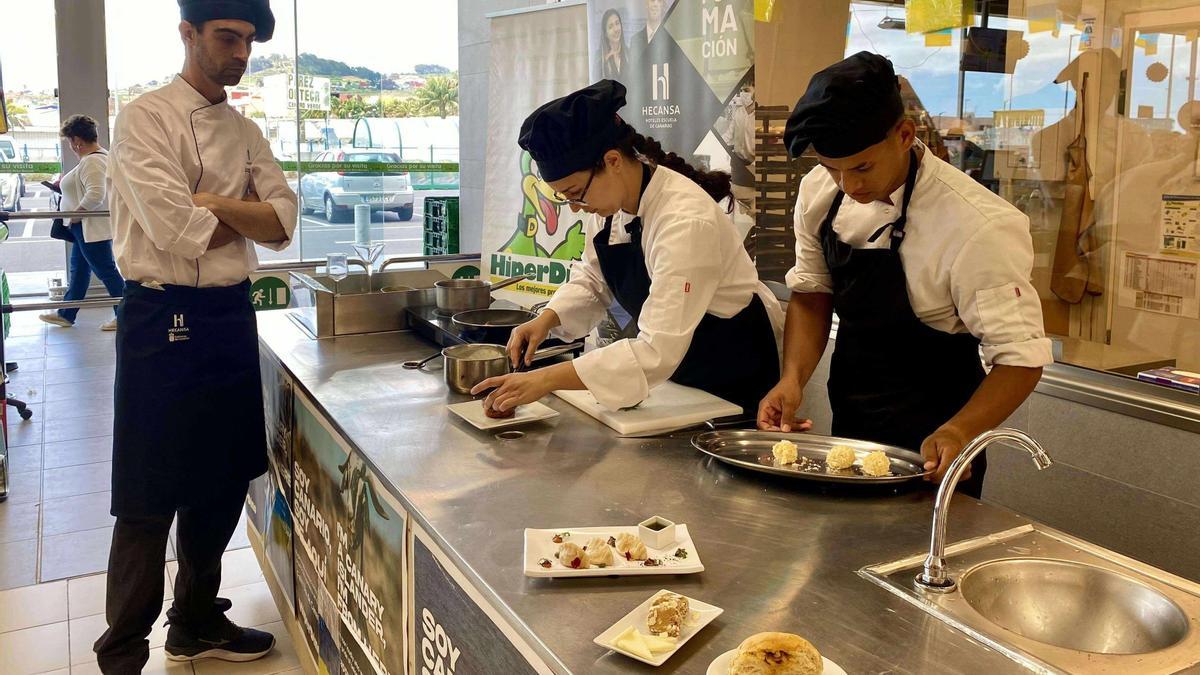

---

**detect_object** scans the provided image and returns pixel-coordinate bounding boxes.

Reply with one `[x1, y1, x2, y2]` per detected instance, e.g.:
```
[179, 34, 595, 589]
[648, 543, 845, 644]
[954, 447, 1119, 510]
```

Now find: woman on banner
[599, 9, 629, 80]
[471, 80, 786, 418]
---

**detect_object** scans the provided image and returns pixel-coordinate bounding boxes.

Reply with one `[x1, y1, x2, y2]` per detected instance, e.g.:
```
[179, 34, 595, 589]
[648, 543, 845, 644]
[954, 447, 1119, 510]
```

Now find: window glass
[0, 0, 61, 292]
[840, 0, 1200, 394]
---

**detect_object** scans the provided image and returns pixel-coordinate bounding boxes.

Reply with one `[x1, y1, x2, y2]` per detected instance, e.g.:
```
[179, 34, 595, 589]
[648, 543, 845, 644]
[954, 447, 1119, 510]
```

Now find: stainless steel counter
[257, 310, 1033, 674]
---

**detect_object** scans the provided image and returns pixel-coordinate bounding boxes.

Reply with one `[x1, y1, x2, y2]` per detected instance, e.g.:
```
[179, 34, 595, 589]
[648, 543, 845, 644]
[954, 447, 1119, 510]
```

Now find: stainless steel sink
[959, 558, 1189, 655]
[288, 269, 446, 338]
[861, 524, 1200, 674]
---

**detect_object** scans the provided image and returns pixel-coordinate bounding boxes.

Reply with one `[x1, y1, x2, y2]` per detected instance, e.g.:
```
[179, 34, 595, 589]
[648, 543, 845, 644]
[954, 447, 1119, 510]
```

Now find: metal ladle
[402, 352, 441, 370]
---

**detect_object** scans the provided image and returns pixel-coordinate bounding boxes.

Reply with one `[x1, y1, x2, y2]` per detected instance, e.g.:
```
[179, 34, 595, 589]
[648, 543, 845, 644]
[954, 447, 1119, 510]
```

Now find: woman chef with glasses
[472, 80, 789, 420]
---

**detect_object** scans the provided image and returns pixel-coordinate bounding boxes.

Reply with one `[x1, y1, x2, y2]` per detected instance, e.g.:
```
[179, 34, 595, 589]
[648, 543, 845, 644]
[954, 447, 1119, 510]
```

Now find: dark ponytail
[604, 121, 735, 212]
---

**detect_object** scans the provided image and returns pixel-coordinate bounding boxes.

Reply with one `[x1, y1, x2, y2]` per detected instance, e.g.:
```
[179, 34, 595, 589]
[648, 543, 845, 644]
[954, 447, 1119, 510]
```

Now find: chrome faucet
[914, 428, 1052, 593]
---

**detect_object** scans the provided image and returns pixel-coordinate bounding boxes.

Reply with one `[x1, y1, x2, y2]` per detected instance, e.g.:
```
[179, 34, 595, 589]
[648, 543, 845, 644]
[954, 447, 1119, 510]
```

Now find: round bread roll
[728, 632, 822, 675]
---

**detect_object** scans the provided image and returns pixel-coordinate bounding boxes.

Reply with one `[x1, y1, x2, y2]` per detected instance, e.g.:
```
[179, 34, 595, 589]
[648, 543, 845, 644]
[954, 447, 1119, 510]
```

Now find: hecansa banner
[588, 0, 756, 199]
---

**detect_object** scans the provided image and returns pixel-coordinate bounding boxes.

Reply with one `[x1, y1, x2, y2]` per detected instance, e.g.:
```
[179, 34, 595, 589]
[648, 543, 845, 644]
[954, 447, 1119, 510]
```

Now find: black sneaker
[164, 615, 276, 663]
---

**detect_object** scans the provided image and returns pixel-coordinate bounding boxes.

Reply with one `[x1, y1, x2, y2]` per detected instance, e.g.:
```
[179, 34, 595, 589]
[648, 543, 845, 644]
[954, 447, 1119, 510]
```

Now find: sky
[0, 0, 459, 93]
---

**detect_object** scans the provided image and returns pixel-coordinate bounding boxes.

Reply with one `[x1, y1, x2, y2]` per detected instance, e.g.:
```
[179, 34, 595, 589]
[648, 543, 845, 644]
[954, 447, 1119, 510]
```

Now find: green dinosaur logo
[499, 151, 588, 262]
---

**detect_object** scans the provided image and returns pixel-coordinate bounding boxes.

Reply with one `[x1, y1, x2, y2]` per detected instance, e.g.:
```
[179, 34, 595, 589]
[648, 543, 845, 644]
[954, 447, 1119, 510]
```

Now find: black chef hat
[518, 80, 627, 183]
[784, 52, 904, 159]
[179, 0, 275, 43]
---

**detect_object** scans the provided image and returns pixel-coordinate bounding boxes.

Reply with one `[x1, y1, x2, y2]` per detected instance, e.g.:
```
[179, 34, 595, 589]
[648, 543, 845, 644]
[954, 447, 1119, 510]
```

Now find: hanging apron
[820, 150, 988, 496]
[112, 280, 267, 517]
[592, 166, 779, 415]
[1050, 72, 1103, 304]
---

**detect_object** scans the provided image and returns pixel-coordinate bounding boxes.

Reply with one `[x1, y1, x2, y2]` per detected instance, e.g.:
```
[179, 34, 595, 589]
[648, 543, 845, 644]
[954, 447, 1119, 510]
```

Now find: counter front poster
[408, 524, 551, 675]
[293, 393, 408, 675]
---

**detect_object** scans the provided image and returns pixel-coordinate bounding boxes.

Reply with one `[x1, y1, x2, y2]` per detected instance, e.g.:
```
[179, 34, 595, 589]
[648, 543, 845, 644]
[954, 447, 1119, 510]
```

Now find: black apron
[592, 166, 779, 415]
[821, 150, 988, 496]
[112, 280, 267, 517]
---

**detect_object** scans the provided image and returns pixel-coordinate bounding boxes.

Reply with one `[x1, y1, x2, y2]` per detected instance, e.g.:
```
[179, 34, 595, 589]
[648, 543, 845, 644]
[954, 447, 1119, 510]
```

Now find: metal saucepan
[434, 274, 529, 315]
[442, 342, 581, 394]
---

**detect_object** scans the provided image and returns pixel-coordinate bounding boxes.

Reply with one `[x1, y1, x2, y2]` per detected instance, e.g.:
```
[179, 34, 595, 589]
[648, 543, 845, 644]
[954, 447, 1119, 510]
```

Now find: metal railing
[0, 208, 481, 500]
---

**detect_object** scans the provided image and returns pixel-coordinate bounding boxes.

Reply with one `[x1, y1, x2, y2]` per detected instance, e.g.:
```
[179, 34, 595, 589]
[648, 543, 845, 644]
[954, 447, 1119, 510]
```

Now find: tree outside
[412, 76, 459, 118]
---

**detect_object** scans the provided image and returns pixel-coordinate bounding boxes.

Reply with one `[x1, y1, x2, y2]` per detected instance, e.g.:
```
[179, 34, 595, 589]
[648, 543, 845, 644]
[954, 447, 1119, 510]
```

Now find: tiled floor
[0, 310, 300, 674]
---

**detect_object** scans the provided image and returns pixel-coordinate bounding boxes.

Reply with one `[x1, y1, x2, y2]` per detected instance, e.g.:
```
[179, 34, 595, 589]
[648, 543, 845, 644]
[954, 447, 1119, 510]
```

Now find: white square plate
[594, 590, 723, 667]
[523, 525, 704, 578]
[447, 399, 559, 430]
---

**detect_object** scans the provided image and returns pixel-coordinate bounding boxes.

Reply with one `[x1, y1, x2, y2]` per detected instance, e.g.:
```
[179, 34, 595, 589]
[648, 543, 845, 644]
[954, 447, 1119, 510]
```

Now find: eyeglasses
[549, 168, 596, 207]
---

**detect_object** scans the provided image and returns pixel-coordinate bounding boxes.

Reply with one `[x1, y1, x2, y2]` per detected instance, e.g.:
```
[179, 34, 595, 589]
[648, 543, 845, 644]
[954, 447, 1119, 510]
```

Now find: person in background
[758, 53, 1051, 497]
[93, 0, 297, 672]
[39, 114, 124, 331]
[600, 9, 628, 80]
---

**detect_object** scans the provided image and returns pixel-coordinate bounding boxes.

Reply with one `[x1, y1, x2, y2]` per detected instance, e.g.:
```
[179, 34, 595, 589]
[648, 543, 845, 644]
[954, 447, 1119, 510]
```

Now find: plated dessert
[524, 525, 704, 577]
[594, 590, 723, 667]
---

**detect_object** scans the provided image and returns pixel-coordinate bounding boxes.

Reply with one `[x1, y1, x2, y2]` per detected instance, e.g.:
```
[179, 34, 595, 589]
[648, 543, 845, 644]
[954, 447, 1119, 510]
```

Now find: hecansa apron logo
[168, 313, 191, 342]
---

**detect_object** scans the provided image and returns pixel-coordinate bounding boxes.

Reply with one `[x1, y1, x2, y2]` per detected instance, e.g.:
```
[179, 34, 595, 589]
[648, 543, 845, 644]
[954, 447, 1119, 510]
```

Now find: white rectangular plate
[523, 525, 704, 578]
[447, 399, 559, 430]
[594, 590, 723, 667]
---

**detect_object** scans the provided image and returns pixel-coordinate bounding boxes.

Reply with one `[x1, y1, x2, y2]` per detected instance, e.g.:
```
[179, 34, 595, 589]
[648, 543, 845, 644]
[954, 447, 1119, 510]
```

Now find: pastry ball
[584, 537, 614, 567]
[484, 401, 516, 419]
[615, 532, 648, 561]
[861, 450, 891, 477]
[729, 632, 823, 675]
[825, 445, 856, 471]
[556, 542, 588, 569]
[771, 440, 798, 465]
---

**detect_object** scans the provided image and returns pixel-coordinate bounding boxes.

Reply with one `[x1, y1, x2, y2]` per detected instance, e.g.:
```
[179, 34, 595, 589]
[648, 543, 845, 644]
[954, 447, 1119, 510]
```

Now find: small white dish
[638, 515, 677, 549]
[594, 590, 723, 667]
[446, 399, 559, 430]
[706, 647, 846, 675]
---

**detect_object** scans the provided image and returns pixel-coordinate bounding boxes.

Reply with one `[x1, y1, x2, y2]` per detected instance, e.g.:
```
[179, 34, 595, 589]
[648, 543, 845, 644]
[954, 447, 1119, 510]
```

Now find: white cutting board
[554, 382, 741, 436]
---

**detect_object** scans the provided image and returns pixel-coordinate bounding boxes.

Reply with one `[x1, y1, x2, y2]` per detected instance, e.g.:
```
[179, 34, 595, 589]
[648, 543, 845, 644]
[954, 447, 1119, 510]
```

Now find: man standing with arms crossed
[95, 1, 297, 671]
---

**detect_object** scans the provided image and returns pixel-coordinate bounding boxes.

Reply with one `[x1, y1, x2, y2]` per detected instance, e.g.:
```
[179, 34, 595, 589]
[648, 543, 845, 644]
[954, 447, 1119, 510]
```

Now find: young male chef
[757, 53, 1052, 497]
[94, 1, 296, 671]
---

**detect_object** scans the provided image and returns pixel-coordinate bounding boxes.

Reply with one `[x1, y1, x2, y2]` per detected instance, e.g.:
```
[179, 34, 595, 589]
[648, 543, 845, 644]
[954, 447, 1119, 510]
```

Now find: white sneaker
[100, 318, 118, 332]
[39, 312, 73, 328]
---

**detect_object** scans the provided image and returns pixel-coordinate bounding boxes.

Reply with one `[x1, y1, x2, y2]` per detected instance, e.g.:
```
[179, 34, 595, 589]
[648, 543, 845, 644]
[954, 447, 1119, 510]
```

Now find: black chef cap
[179, 0, 275, 43]
[784, 52, 904, 159]
[518, 80, 627, 183]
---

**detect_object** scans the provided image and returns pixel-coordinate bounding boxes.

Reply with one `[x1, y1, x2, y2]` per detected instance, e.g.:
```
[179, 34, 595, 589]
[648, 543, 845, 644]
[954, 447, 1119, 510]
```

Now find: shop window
[840, 0, 1200, 394]
[0, 0, 61, 292]
[295, 0, 460, 262]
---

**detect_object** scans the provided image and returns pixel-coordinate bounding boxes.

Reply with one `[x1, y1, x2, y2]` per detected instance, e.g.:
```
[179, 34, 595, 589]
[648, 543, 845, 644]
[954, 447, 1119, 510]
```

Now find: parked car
[298, 150, 414, 222]
[0, 156, 22, 212]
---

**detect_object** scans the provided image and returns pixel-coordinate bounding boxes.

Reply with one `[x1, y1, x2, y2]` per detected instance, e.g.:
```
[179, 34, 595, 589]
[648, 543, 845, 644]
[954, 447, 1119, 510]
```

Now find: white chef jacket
[108, 76, 297, 287]
[786, 144, 1053, 368]
[60, 150, 111, 243]
[546, 166, 785, 410]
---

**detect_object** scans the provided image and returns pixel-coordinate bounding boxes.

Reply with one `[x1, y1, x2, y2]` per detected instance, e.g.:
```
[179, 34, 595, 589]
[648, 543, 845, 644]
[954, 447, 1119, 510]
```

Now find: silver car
[0, 156, 23, 213]
[299, 150, 415, 222]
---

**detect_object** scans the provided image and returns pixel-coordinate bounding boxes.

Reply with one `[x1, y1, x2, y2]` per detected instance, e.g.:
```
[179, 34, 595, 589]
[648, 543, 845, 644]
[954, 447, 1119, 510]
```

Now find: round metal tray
[691, 430, 930, 485]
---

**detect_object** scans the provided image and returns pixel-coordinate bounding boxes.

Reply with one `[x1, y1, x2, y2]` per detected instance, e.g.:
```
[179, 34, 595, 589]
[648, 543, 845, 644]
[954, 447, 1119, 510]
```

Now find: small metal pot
[434, 274, 528, 315]
[442, 342, 581, 394]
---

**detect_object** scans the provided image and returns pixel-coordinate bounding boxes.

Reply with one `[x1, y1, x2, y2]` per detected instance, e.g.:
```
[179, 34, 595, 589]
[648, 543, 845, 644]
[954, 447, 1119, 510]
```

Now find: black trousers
[93, 483, 247, 675]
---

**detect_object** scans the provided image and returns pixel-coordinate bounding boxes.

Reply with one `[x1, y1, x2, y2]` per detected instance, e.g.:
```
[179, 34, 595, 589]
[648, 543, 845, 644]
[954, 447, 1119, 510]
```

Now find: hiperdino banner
[482, 3, 591, 305]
